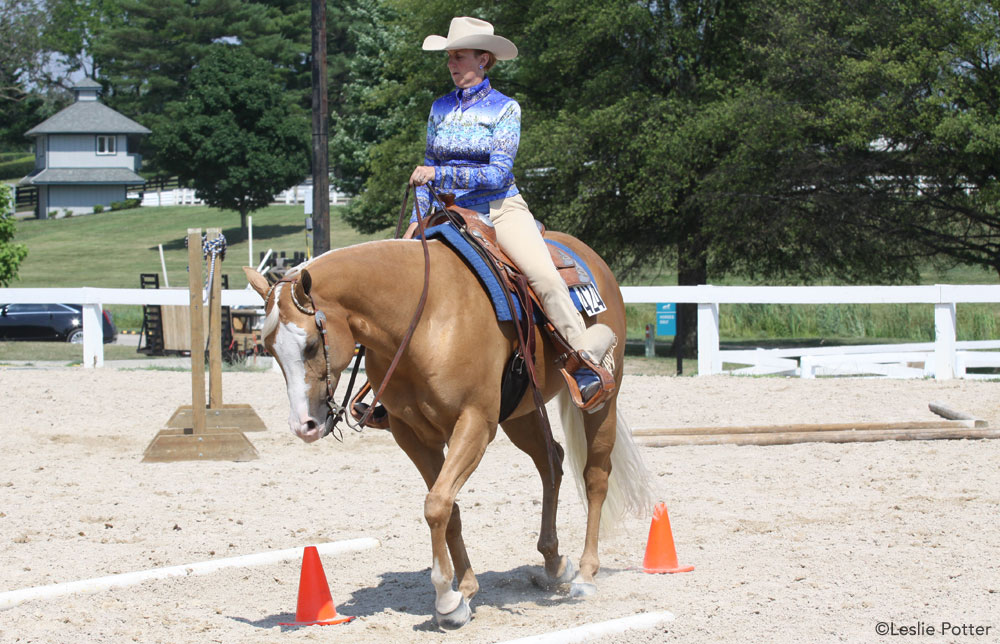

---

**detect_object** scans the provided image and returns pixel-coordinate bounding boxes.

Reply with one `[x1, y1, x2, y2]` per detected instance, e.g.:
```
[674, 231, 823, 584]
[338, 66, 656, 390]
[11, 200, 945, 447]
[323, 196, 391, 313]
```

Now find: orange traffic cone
[642, 503, 694, 574]
[279, 546, 355, 626]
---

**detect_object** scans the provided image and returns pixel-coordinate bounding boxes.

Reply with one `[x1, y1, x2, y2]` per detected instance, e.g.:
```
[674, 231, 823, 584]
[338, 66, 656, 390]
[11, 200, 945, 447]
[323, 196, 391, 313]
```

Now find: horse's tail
[558, 391, 656, 536]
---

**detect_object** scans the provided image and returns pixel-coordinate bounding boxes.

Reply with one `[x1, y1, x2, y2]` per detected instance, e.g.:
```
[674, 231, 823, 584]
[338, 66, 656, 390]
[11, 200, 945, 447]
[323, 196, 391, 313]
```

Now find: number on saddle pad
[572, 283, 607, 317]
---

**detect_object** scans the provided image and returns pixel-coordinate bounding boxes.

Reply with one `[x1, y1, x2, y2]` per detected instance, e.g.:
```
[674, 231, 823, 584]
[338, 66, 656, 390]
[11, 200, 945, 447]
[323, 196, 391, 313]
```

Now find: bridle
[265, 184, 435, 440]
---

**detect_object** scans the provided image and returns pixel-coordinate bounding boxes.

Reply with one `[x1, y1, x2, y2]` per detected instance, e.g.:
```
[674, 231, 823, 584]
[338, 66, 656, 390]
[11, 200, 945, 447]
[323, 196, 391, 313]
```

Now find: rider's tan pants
[489, 193, 588, 344]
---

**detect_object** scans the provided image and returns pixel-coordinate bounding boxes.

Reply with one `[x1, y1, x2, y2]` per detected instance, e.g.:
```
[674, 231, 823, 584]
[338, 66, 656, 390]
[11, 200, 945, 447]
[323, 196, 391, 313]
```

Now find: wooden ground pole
[633, 418, 997, 447]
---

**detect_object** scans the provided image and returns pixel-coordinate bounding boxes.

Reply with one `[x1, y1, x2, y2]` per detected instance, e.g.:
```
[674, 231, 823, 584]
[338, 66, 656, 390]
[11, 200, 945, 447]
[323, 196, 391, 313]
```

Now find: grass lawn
[0, 340, 152, 364]
[10, 204, 388, 290]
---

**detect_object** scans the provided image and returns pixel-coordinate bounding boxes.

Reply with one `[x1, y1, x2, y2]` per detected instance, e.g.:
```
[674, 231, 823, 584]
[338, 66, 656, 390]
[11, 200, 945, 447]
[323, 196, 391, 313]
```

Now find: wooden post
[675, 310, 683, 376]
[187, 229, 206, 435]
[207, 227, 223, 409]
[141, 228, 262, 462]
[310, 0, 330, 256]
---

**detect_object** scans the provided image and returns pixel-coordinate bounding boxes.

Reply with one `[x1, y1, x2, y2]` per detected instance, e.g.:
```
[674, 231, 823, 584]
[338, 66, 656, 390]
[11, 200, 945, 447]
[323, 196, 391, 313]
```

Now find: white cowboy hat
[422, 17, 518, 60]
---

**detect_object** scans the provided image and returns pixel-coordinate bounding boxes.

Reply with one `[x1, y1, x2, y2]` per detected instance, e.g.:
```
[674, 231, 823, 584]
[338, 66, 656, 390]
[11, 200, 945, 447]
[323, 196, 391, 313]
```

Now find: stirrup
[558, 350, 615, 413]
[350, 382, 391, 430]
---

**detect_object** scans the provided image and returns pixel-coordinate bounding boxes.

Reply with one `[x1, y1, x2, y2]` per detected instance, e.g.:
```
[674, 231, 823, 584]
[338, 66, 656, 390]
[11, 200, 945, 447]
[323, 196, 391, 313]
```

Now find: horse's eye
[304, 337, 321, 356]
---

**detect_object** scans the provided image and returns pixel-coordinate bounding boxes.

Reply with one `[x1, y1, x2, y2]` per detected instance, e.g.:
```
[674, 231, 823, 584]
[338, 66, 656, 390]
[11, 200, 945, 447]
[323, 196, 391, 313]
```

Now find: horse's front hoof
[531, 555, 577, 590]
[569, 580, 597, 598]
[552, 556, 577, 585]
[436, 597, 471, 630]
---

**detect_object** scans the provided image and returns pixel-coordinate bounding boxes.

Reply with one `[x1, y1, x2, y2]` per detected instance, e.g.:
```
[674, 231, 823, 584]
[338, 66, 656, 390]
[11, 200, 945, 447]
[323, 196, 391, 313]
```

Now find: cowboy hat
[422, 17, 518, 60]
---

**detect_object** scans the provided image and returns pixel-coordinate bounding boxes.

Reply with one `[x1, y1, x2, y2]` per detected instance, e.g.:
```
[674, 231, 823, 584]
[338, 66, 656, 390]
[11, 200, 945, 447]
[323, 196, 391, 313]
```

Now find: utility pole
[310, 0, 330, 256]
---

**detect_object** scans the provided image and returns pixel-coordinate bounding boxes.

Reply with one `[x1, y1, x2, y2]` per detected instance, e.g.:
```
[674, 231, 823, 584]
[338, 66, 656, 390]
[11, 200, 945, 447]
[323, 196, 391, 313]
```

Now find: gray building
[18, 78, 150, 218]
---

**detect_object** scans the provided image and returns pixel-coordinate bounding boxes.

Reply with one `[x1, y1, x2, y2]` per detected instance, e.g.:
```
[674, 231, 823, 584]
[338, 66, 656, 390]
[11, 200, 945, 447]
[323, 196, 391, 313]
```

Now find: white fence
[621, 284, 1000, 380]
[1, 284, 999, 377]
[622, 284, 1000, 380]
[0, 288, 261, 368]
[132, 184, 350, 208]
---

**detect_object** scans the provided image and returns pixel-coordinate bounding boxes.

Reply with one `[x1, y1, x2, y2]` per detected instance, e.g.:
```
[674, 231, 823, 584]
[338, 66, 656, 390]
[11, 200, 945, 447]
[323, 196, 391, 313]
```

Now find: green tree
[0, 184, 28, 286]
[817, 0, 1000, 278]
[331, 0, 1000, 351]
[331, 1, 926, 352]
[42, 0, 125, 81]
[88, 0, 310, 173]
[331, 0, 434, 230]
[0, 0, 46, 101]
[153, 45, 309, 231]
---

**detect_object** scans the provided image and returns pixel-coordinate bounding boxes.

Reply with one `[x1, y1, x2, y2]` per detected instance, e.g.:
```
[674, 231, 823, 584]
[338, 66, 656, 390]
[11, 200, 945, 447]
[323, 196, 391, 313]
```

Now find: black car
[0, 303, 116, 343]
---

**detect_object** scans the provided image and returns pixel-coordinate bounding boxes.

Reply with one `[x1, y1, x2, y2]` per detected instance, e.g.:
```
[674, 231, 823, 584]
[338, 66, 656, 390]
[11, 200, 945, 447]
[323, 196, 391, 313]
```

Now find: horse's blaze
[272, 319, 322, 442]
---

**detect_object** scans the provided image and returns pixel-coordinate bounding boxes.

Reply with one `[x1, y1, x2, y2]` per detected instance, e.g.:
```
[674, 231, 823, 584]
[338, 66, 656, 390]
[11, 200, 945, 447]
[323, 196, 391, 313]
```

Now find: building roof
[18, 167, 147, 186]
[25, 101, 151, 136]
[72, 78, 103, 91]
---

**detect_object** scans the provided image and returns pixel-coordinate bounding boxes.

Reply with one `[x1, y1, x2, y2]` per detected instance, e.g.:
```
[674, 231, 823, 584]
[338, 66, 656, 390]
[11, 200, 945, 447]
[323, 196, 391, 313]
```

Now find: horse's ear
[300, 269, 312, 295]
[243, 267, 270, 300]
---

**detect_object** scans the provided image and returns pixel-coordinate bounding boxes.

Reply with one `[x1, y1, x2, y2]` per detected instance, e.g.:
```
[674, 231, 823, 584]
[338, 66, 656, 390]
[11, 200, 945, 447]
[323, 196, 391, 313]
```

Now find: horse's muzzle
[291, 418, 323, 443]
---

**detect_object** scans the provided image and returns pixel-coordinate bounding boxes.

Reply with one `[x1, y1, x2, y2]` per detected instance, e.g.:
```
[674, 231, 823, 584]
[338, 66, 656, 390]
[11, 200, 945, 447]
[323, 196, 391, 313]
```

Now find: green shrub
[0, 156, 35, 180]
[92, 204, 104, 213]
[109, 198, 141, 211]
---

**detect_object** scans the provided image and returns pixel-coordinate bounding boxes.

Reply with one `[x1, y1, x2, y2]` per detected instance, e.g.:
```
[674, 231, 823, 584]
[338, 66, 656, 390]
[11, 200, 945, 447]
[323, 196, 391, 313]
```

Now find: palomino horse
[244, 230, 653, 629]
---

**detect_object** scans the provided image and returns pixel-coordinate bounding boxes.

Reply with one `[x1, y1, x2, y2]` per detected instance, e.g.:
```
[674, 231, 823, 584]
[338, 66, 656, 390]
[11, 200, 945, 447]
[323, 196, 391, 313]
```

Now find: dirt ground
[1, 365, 998, 643]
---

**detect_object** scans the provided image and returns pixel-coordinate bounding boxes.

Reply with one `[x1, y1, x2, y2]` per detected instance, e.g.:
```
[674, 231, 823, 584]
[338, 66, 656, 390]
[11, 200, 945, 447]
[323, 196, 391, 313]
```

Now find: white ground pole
[0, 537, 379, 611]
[496, 611, 676, 644]
[248, 215, 253, 270]
[158, 243, 170, 288]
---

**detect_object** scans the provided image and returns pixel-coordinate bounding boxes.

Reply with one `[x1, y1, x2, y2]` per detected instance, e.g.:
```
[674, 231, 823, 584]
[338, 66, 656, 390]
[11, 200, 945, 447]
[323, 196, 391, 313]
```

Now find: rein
[270, 184, 433, 439]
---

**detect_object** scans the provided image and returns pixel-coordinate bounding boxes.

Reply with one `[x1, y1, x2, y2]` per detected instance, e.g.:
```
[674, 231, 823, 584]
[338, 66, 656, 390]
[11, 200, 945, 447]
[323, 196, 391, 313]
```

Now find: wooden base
[166, 404, 268, 432]
[142, 427, 259, 462]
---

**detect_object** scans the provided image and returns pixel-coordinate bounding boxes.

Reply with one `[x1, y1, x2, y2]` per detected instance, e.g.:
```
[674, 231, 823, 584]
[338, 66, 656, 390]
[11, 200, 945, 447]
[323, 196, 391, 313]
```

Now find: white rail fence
[131, 185, 350, 208]
[0, 288, 262, 368]
[1, 285, 999, 378]
[622, 285, 1000, 380]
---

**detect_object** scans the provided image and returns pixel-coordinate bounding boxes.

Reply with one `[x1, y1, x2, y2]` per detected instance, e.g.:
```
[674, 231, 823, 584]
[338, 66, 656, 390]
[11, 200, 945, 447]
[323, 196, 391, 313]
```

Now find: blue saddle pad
[423, 221, 602, 323]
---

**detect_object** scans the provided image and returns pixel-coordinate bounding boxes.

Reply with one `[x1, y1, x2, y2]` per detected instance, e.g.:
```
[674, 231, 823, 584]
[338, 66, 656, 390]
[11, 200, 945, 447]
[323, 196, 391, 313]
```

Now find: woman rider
[405, 17, 615, 405]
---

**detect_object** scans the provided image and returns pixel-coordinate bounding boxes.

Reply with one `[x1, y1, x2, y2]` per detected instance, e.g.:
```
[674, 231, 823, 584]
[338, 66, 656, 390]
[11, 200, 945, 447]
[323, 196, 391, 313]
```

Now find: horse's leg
[499, 414, 575, 586]
[572, 398, 617, 597]
[389, 421, 478, 601]
[390, 412, 491, 629]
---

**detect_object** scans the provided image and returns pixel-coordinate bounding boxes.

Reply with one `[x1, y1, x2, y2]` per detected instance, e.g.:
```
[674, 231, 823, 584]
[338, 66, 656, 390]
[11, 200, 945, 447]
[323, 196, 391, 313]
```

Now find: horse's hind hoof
[570, 580, 597, 598]
[436, 597, 471, 630]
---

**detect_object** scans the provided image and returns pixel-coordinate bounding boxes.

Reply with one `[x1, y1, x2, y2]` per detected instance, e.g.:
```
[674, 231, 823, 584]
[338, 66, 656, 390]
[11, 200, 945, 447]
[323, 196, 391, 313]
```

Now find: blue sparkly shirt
[413, 78, 521, 220]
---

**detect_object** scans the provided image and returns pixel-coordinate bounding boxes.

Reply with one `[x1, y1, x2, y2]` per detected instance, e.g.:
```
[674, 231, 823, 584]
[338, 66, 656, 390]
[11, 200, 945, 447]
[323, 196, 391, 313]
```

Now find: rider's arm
[411, 111, 438, 223]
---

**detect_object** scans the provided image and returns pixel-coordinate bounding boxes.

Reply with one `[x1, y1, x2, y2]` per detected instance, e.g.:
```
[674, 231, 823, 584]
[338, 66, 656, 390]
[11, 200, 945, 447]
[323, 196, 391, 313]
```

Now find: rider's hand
[409, 165, 435, 186]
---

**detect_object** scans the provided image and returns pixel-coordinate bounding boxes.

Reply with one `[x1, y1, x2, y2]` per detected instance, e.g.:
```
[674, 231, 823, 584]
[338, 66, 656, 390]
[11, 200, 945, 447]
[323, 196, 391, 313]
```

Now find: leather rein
[268, 184, 434, 440]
